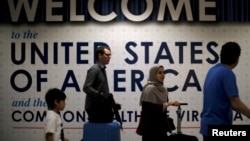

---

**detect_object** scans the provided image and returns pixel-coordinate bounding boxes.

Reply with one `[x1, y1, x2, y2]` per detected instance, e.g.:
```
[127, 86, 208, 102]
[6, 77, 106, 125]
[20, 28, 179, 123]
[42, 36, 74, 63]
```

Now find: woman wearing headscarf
[137, 65, 180, 141]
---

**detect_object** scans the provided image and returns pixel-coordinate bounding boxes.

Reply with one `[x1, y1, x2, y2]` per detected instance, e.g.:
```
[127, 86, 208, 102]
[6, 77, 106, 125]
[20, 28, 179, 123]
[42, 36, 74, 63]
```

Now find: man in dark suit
[83, 46, 122, 126]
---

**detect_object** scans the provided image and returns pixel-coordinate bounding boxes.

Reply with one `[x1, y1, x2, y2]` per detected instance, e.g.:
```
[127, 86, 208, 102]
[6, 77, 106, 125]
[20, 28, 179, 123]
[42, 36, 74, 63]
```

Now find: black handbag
[136, 116, 143, 136]
[166, 117, 176, 133]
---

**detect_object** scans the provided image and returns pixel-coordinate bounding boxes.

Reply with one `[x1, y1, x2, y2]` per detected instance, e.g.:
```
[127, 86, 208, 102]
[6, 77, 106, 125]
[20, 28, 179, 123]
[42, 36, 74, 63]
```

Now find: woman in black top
[137, 65, 180, 141]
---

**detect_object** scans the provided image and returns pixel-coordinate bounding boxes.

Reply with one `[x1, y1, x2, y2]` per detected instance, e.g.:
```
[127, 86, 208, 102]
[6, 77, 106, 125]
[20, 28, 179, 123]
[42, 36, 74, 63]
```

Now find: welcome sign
[1, 0, 250, 23]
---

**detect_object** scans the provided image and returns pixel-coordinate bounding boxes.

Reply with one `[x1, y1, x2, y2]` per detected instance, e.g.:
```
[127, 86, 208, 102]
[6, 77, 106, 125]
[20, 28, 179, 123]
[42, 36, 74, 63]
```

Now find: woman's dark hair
[220, 42, 241, 65]
[45, 88, 66, 110]
[95, 46, 111, 60]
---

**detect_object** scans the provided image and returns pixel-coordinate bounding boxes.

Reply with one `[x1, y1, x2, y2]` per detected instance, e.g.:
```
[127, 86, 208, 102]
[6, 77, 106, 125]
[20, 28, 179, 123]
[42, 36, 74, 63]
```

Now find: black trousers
[203, 135, 209, 141]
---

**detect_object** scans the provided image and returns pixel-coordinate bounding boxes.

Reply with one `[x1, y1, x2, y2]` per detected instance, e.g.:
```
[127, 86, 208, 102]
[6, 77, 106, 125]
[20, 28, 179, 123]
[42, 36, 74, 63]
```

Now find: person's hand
[115, 103, 121, 110]
[171, 101, 180, 107]
[165, 101, 180, 107]
[163, 102, 169, 110]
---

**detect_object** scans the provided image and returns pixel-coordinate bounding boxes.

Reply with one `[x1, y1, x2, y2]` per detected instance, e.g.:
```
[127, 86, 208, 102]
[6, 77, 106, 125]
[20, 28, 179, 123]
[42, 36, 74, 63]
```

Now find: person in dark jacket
[83, 46, 122, 126]
[137, 65, 180, 141]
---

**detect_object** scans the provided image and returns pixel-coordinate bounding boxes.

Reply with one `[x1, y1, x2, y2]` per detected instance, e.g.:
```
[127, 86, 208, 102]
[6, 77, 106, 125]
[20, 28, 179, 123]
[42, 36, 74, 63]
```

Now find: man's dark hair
[220, 42, 241, 65]
[95, 46, 111, 60]
[45, 88, 66, 110]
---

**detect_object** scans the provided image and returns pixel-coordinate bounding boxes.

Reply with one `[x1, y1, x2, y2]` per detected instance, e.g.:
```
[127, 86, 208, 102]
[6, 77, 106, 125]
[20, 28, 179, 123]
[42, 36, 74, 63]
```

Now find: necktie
[102, 67, 122, 129]
[102, 66, 109, 93]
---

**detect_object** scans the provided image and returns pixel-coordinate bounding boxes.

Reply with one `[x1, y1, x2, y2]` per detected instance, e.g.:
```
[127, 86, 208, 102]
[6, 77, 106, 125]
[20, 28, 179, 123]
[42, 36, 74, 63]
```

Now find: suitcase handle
[176, 103, 188, 134]
[179, 103, 188, 106]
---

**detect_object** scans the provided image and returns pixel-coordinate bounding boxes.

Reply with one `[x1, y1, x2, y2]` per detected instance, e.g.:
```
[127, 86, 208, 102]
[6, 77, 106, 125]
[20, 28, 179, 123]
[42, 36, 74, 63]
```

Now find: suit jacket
[83, 62, 109, 111]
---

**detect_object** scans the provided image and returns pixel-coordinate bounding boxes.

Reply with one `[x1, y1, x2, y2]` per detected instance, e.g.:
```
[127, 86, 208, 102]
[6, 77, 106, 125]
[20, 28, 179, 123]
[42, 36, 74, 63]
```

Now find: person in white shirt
[44, 88, 69, 141]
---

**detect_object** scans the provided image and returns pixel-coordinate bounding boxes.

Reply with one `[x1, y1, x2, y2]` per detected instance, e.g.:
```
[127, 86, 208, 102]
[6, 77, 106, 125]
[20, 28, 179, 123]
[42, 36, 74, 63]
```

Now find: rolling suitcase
[83, 122, 121, 141]
[169, 103, 199, 141]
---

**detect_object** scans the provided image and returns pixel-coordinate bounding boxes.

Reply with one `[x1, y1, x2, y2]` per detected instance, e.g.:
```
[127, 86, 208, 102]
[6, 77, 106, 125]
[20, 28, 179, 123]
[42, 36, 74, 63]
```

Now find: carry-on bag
[83, 122, 121, 141]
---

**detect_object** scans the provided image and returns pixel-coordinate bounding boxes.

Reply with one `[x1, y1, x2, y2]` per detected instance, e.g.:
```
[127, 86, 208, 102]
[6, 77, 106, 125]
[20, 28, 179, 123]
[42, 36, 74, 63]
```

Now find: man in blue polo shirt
[200, 42, 250, 141]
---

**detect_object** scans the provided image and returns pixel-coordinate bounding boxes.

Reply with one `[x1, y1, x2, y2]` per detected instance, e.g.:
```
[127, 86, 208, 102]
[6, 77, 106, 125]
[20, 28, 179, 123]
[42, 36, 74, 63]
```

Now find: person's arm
[230, 96, 250, 119]
[83, 67, 100, 95]
[45, 133, 53, 141]
[163, 101, 180, 110]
